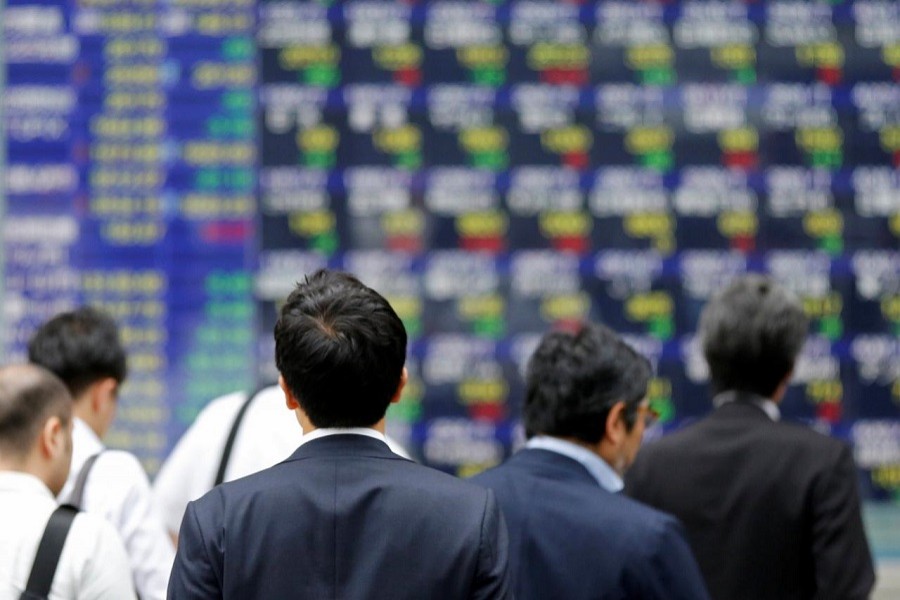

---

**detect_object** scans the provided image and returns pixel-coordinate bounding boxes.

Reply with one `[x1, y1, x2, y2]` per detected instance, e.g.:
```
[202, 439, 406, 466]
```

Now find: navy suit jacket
[471, 448, 710, 600]
[169, 435, 511, 599]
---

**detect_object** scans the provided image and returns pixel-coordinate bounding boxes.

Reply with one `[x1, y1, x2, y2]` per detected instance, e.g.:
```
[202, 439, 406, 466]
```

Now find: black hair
[28, 307, 128, 398]
[699, 274, 809, 398]
[523, 322, 652, 443]
[274, 269, 407, 428]
[0, 365, 72, 457]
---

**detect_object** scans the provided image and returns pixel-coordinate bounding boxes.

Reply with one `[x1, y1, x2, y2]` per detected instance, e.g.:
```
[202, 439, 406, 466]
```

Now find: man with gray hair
[0, 364, 134, 599]
[626, 274, 875, 600]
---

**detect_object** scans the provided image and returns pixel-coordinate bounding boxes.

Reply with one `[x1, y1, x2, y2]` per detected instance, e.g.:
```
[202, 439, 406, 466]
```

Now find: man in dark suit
[471, 322, 710, 600]
[625, 274, 875, 600]
[168, 269, 511, 600]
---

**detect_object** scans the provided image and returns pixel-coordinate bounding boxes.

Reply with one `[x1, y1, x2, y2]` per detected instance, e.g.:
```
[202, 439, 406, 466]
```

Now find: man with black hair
[29, 307, 174, 600]
[626, 274, 875, 600]
[0, 364, 134, 599]
[169, 269, 511, 599]
[471, 322, 709, 599]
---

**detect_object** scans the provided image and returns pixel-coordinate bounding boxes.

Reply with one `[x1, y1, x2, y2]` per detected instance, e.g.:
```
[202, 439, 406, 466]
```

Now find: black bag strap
[20, 504, 78, 600]
[67, 451, 103, 510]
[214, 385, 270, 486]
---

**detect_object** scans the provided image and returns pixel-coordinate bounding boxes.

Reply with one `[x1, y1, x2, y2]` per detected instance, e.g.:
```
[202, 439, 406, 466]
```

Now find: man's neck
[0, 459, 52, 490]
[553, 435, 621, 468]
[297, 410, 386, 436]
[526, 436, 624, 492]
[73, 403, 103, 439]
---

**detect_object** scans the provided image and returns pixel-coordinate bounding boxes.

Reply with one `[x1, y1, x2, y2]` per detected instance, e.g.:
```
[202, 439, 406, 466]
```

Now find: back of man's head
[274, 269, 407, 428]
[699, 274, 809, 398]
[0, 364, 72, 465]
[524, 322, 652, 443]
[28, 306, 128, 399]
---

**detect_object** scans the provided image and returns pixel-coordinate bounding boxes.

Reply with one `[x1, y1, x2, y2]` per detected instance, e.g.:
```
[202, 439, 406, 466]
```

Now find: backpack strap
[214, 386, 269, 486]
[20, 504, 78, 600]
[67, 451, 103, 510]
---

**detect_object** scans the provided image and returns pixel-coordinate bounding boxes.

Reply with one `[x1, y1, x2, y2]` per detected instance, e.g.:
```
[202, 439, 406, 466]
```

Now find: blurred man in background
[0, 364, 135, 599]
[626, 274, 875, 600]
[29, 307, 174, 600]
[168, 269, 510, 599]
[471, 322, 709, 600]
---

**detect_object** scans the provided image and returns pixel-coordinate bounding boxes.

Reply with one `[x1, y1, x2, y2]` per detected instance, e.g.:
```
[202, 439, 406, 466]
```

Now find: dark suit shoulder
[387, 458, 497, 501]
[198, 447, 492, 516]
[473, 453, 677, 542]
[637, 409, 847, 459]
[600, 485, 683, 534]
[627, 410, 853, 507]
[768, 419, 848, 452]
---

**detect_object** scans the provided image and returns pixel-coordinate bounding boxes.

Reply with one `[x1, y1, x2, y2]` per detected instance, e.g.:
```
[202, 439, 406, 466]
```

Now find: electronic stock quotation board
[2, 0, 899, 501]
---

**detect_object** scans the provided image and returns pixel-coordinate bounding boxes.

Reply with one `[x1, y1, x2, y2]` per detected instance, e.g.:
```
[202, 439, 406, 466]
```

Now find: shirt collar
[0, 471, 56, 499]
[298, 427, 388, 448]
[525, 435, 624, 493]
[713, 391, 781, 422]
[73, 416, 105, 452]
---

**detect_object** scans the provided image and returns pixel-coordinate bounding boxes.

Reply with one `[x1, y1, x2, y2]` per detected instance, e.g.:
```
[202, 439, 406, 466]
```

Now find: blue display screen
[3, 0, 898, 500]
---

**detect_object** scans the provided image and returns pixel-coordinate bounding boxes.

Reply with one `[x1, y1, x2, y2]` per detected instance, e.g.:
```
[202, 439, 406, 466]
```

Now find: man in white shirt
[28, 307, 175, 600]
[153, 385, 411, 539]
[0, 364, 135, 600]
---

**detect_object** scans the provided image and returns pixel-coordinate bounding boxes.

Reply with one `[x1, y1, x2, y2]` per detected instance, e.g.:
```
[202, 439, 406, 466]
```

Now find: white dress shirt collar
[0, 471, 54, 499]
[713, 391, 781, 422]
[73, 416, 105, 454]
[525, 435, 624, 493]
[298, 427, 388, 447]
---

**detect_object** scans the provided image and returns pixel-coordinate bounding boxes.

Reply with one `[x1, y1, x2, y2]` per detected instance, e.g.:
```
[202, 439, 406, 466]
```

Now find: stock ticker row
[2, 0, 899, 500]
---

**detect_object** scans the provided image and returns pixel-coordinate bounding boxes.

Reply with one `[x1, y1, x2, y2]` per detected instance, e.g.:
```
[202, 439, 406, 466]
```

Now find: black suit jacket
[471, 447, 710, 600]
[625, 394, 875, 600]
[168, 434, 511, 599]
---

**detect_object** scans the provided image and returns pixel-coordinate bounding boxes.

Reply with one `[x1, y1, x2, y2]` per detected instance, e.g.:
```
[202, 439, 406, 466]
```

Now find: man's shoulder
[401, 458, 489, 493]
[69, 509, 128, 549]
[769, 418, 846, 446]
[472, 453, 674, 529]
[641, 416, 715, 451]
[188, 385, 283, 423]
[468, 462, 506, 488]
[642, 409, 845, 451]
[628, 413, 851, 493]
[606, 492, 688, 546]
[91, 448, 151, 480]
[766, 419, 850, 465]
[193, 389, 256, 424]
[198, 448, 490, 510]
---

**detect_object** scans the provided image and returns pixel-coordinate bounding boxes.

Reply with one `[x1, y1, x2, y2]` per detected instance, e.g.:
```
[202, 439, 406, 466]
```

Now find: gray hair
[699, 274, 809, 397]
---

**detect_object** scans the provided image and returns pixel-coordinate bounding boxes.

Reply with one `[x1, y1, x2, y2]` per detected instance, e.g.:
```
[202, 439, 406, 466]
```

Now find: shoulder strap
[20, 505, 78, 600]
[67, 451, 103, 510]
[214, 386, 269, 486]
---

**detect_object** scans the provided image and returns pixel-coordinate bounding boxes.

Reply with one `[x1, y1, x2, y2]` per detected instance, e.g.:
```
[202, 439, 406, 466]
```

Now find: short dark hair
[274, 269, 407, 428]
[28, 307, 128, 398]
[0, 364, 72, 458]
[699, 274, 809, 398]
[523, 322, 652, 443]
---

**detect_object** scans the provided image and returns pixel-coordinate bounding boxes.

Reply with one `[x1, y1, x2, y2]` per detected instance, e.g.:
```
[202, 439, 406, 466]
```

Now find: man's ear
[39, 416, 64, 459]
[604, 401, 627, 446]
[280, 375, 299, 410]
[390, 367, 408, 405]
[771, 369, 793, 404]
